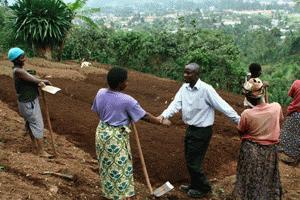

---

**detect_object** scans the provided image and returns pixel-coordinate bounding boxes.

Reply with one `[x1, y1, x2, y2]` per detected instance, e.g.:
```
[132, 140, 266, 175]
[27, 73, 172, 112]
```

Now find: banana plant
[66, 0, 100, 29]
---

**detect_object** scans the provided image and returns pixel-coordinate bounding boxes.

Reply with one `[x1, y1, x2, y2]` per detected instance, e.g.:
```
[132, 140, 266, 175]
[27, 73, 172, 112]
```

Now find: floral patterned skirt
[95, 122, 135, 200]
[279, 112, 300, 160]
[233, 140, 282, 200]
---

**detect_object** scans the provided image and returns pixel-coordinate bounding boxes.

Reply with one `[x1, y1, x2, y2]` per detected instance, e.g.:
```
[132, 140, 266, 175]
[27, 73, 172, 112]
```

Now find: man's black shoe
[179, 184, 191, 193]
[187, 189, 210, 198]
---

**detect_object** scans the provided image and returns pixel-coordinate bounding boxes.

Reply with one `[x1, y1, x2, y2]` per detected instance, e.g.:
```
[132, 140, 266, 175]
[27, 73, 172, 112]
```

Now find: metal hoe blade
[153, 181, 174, 197]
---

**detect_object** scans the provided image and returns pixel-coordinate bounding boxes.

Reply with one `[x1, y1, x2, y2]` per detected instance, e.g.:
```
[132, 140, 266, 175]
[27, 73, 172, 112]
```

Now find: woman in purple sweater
[91, 67, 170, 200]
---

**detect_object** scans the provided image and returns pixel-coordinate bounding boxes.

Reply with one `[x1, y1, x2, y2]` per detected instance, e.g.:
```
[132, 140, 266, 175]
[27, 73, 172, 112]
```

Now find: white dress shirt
[161, 79, 240, 127]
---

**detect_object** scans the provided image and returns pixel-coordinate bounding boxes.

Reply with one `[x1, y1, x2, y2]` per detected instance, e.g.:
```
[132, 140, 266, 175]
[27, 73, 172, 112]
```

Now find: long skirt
[233, 140, 282, 200]
[95, 122, 135, 200]
[279, 112, 300, 160]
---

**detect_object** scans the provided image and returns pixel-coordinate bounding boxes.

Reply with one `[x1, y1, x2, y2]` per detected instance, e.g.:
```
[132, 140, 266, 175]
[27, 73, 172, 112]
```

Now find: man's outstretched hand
[157, 115, 171, 126]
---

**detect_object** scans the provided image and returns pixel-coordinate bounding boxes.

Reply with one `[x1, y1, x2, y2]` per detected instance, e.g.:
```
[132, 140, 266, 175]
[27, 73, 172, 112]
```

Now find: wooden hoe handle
[41, 91, 57, 156]
[131, 122, 153, 194]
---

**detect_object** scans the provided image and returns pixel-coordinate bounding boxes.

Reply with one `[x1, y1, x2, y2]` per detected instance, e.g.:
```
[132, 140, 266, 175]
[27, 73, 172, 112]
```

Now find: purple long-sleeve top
[91, 88, 146, 126]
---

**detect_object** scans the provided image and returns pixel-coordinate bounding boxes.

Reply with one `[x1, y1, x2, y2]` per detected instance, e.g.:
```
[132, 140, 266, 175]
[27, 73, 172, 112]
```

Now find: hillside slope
[0, 58, 299, 199]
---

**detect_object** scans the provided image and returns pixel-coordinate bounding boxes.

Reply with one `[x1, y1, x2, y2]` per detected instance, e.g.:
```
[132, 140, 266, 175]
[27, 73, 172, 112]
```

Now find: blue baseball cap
[8, 47, 25, 61]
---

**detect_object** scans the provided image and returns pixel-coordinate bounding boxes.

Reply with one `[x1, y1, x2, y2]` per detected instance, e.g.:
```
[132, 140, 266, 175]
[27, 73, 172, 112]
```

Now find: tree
[55, 0, 100, 61]
[11, 0, 73, 60]
[0, 3, 17, 57]
[63, 26, 114, 63]
[295, 0, 300, 13]
[0, 0, 8, 6]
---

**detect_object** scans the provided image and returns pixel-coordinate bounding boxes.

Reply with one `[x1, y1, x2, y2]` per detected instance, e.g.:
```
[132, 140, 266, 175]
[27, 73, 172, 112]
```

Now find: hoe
[131, 122, 174, 197]
[41, 85, 61, 156]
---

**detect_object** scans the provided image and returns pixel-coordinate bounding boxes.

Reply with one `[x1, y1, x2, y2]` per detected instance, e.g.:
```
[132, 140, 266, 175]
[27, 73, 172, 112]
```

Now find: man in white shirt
[159, 63, 240, 198]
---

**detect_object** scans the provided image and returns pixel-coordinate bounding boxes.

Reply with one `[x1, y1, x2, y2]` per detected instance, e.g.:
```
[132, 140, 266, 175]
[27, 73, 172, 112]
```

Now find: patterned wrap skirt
[233, 140, 282, 200]
[95, 122, 135, 200]
[279, 112, 300, 160]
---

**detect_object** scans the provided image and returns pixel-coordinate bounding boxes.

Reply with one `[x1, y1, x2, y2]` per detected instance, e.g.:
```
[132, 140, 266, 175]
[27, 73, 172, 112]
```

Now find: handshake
[156, 115, 171, 126]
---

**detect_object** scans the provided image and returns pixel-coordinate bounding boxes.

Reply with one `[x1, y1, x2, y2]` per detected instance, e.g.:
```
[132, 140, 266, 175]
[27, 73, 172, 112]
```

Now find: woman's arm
[15, 68, 51, 86]
[237, 112, 247, 136]
[141, 112, 171, 126]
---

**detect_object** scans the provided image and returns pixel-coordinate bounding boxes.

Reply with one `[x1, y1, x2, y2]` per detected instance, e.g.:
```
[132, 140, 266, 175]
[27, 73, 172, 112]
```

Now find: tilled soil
[0, 59, 244, 185]
[0, 58, 298, 200]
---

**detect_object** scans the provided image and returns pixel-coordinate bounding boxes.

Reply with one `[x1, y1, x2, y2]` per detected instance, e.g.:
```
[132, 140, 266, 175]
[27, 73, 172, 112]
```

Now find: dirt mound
[0, 58, 299, 199]
[0, 100, 165, 199]
[0, 100, 100, 199]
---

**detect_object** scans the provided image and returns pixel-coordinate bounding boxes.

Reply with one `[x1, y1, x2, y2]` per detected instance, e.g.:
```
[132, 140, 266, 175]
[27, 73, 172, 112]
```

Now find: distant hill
[88, 0, 176, 7]
[87, 0, 293, 10]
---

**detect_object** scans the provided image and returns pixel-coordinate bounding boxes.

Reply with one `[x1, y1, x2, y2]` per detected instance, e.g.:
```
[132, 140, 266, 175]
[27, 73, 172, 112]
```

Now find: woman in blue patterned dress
[91, 67, 170, 200]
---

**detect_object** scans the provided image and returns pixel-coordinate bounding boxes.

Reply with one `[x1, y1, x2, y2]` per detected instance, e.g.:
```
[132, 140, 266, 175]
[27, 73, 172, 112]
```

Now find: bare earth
[0, 58, 299, 199]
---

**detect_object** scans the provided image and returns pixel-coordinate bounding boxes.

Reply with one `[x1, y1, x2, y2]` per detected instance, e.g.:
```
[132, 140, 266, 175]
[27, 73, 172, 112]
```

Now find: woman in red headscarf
[279, 80, 300, 165]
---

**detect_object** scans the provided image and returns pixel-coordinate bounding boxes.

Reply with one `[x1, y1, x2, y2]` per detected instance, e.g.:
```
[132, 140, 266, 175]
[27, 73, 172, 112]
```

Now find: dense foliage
[10, 0, 73, 59]
[62, 21, 300, 105]
[63, 27, 244, 92]
[1, 1, 300, 105]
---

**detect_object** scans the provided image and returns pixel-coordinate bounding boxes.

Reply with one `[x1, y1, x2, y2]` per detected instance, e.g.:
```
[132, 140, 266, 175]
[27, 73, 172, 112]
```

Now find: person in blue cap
[8, 47, 52, 158]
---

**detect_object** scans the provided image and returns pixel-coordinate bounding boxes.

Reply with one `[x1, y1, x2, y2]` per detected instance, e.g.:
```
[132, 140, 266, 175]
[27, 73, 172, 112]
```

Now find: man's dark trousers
[184, 125, 212, 193]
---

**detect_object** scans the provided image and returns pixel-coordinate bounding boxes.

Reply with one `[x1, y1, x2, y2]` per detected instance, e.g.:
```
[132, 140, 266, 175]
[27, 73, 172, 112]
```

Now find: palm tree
[11, 0, 74, 60]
